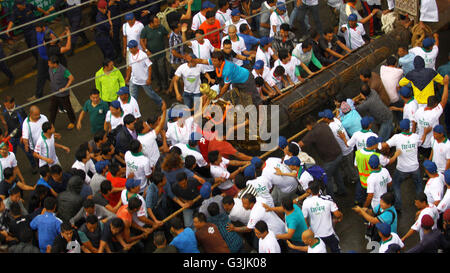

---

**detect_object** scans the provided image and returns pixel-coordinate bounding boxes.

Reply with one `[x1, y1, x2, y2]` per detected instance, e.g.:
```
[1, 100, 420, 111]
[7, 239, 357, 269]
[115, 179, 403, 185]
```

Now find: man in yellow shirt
[95, 59, 126, 103]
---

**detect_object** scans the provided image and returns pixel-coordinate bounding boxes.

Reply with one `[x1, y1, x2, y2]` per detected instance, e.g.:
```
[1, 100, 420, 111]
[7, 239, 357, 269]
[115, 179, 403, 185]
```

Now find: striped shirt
[169, 31, 185, 65]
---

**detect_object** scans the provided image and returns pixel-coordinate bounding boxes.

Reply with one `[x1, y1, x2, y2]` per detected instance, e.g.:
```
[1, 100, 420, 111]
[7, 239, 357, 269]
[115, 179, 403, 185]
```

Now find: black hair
[324, 27, 334, 35]
[427, 95, 439, 108]
[194, 212, 207, 222]
[86, 214, 98, 225]
[207, 202, 220, 217]
[147, 114, 159, 125]
[222, 195, 234, 205]
[170, 217, 184, 230]
[102, 58, 113, 67]
[128, 196, 142, 210]
[75, 147, 88, 162]
[83, 198, 95, 209]
[415, 192, 428, 203]
[18, 227, 34, 243]
[3, 167, 14, 180]
[281, 196, 294, 211]
[90, 89, 100, 96]
[111, 217, 125, 229]
[9, 186, 21, 196]
[334, 93, 346, 103]
[100, 179, 112, 194]
[93, 129, 106, 143]
[360, 83, 371, 97]
[309, 180, 321, 195]
[44, 196, 57, 210]
[184, 155, 197, 169]
[278, 49, 289, 61]
[208, 150, 220, 164]
[151, 172, 165, 186]
[255, 76, 264, 87]
[134, 119, 145, 134]
[61, 222, 73, 232]
[101, 142, 113, 156]
[380, 192, 395, 205]
[288, 143, 299, 156]
[49, 55, 59, 64]
[176, 171, 187, 182]
[254, 220, 268, 233]
[302, 39, 313, 48]
[360, 68, 372, 79]
[211, 51, 225, 62]
[234, 173, 246, 189]
[123, 114, 136, 125]
[274, 65, 285, 76]
[71, 168, 86, 181]
[205, 10, 215, 19]
[153, 231, 166, 246]
[108, 163, 120, 176]
[170, 146, 182, 156]
[280, 23, 290, 32]
[309, 29, 319, 39]
[386, 55, 397, 66]
[9, 201, 21, 216]
[239, 23, 249, 33]
[39, 165, 51, 178]
[149, 14, 157, 24]
[242, 193, 256, 204]
[129, 139, 141, 154]
[218, 0, 228, 8]
[42, 121, 52, 133]
[195, 29, 205, 36]
[223, 39, 232, 46]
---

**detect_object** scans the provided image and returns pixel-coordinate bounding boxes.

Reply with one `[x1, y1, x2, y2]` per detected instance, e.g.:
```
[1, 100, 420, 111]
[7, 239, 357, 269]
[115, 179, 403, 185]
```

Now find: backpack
[365, 209, 396, 242]
[157, 7, 177, 33]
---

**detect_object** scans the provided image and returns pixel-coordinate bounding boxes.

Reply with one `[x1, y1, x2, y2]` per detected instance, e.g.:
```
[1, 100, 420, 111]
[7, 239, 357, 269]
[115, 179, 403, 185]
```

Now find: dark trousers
[49, 95, 76, 125]
[151, 57, 169, 90]
[320, 234, 340, 253]
[67, 14, 89, 48]
[112, 23, 122, 61]
[392, 168, 422, 211]
[0, 47, 13, 79]
[24, 29, 38, 62]
[298, 4, 323, 35]
[95, 33, 116, 60]
[361, 2, 381, 36]
[10, 137, 37, 168]
[36, 57, 49, 98]
[233, 74, 262, 105]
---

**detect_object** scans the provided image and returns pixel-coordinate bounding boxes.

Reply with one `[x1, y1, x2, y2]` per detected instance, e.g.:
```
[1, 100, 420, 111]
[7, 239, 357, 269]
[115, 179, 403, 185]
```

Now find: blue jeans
[10, 137, 37, 169]
[322, 154, 346, 198]
[289, 4, 310, 30]
[183, 92, 202, 110]
[129, 82, 162, 107]
[392, 168, 422, 211]
[297, 4, 322, 34]
[378, 117, 393, 142]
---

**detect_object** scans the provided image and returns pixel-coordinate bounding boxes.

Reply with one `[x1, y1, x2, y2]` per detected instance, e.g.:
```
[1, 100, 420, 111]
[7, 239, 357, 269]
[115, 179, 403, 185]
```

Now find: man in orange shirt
[106, 163, 127, 207]
[199, 11, 222, 49]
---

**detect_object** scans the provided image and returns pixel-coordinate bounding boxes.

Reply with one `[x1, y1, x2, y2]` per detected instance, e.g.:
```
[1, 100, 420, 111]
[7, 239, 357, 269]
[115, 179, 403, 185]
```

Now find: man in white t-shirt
[364, 154, 392, 209]
[380, 56, 404, 105]
[390, 87, 418, 131]
[124, 140, 152, 193]
[243, 164, 274, 207]
[412, 78, 447, 158]
[269, 3, 289, 38]
[252, 60, 280, 97]
[173, 55, 206, 109]
[215, 0, 231, 27]
[262, 157, 299, 206]
[254, 220, 281, 253]
[125, 40, 163, 108]
[122, 13, 144, 64]
[341, 14, 366, 50]
[22, 106, 48, 171]
[255, 37, 276, 69]
[301, 181, 343, 253]
[222, 196, 251, 225]
[286, 229, 327, 253]
[401, 193, 439, 242]
[191, 1, 215, 31]
[409, 36, 439, 70]
[121, 178, 152, 228]
[273, 49, 304, 85]
[345, 116, 378, 150]
[166, 110, 198, 145]
[419, 0, 439, 22]
[33, 122, 70, 168]
[430, 125, 450, 173]
[223, 9, 250, 35]
[209, 150, 248, 197]
[71, 147, 96, 184]
[437, 170, 450, 213]
[182, 26, 216, 73]
[422, 160, 444, 207]
[117, 86, 141, 119]
[382, 119, 428, 212]
[0, 146, 26, 186]
[173, 134, 208, 168]
[221, 25, 251, 67]
[376, 222, 404, 253]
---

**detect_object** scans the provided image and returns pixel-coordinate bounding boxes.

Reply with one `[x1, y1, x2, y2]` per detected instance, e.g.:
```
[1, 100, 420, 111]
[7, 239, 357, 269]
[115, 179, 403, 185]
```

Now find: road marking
[0, 41, 96, 93]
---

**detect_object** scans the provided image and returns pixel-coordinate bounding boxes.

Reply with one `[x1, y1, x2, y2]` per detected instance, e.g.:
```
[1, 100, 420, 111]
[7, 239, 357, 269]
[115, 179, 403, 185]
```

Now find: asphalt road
[0, 4, 448, 252]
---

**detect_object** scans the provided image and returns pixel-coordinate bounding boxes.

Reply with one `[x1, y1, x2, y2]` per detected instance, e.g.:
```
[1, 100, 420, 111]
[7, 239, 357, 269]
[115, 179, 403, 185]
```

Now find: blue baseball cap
[124, 13, 134, 21]
[366, 136, 382, 148]
[200, 181, 212, 199]
[368, 154, 380, 169]
[117, 86, 130, 95]
[168, 107, 185, 120]
[399, 86, 412, 98]
[231, 8, 241, 16]
[94, 160, 109, 174]
[260, 36, 273, 47]
[278, 136, 288, 149]
[243, 164, 256, 179]
[422, 37, 435, 48]
[251, 157, 262, 168]
[202, 0, 215, 9]
[253, 60, 264, 70]
[348, 13, 358, 21]
[423, 160, 437, 174]
[276, 2, 287, 11]
[360, 116, 374, 129]
[444, 169, 450, 186]
[110, 100, 121, 109]
[375, 222, 391, 237]
[127, 39, 138, 48]
[399, 119, 410, 131]
[126, 178, 141, 190]
[319, 109, 334, 120]
[284, 156, 301, 167]
[433, 125, 445, 134]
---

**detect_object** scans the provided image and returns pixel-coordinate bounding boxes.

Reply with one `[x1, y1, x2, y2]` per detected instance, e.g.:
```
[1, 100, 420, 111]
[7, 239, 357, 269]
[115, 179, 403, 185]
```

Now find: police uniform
[8, 1, 39, 62]
[95, 10, 115, 60]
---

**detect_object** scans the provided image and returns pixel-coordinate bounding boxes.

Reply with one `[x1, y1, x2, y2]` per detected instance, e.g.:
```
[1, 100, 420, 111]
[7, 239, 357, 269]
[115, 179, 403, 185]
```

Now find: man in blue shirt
[30, 196, 62, 252]
[238, 24, 260, 53]
[34, 22, 56, 100]
[169, 217, 200, 253]
[194, 51, 261, 105]
[398, 45, 415, 76]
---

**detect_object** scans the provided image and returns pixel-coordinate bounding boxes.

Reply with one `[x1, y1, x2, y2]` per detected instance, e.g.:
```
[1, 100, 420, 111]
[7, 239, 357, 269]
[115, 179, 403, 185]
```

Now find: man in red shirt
[106, 163, 127, 207]
[199, 11, 222, 49]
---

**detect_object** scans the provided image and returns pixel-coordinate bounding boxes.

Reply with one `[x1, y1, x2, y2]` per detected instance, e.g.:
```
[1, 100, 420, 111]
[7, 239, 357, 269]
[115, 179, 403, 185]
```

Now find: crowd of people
[0, 0, 448, 254]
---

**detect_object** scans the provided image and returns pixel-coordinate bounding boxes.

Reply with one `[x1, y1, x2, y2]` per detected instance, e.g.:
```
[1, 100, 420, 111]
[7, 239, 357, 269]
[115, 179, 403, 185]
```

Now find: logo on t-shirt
[208, 227, 215, 234]
[310, 202, 325, 215]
